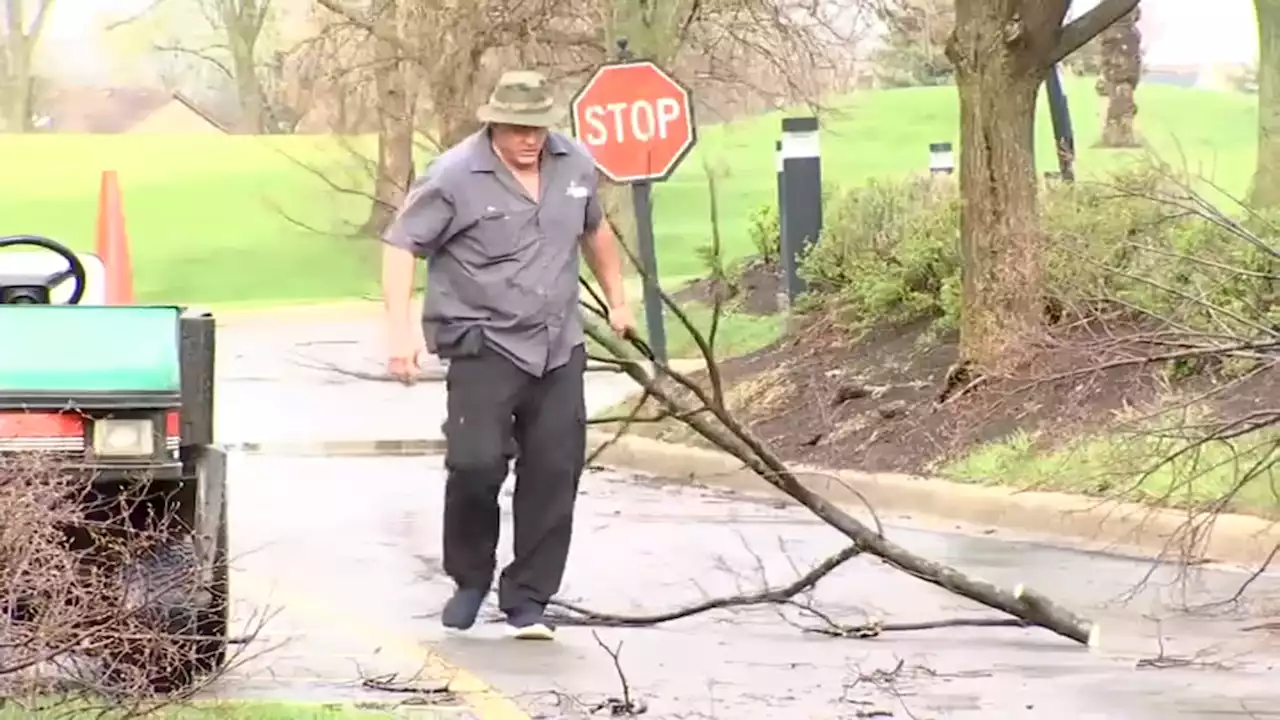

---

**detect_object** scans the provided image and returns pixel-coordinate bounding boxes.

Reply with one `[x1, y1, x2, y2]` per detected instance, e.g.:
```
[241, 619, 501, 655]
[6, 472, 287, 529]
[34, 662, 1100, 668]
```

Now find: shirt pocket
[467, 206, 520, 260]
[546, 190, 589, 239]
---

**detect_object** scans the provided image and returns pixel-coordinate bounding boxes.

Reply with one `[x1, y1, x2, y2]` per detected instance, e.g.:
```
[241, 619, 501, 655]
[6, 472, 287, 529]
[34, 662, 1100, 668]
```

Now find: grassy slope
[0, 134, 379, 306]
[0, 79, 1257, 306]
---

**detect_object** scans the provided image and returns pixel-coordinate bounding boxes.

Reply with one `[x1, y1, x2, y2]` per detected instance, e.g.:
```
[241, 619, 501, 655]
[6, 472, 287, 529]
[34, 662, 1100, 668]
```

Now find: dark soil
[672, 260, 782, 316]
[631, 316, 1280, 476]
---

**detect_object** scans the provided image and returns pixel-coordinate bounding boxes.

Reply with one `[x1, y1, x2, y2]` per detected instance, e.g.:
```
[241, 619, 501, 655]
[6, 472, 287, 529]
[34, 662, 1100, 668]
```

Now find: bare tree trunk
[948, 5, 1047, 369]
[1251, 0, 1280, 208]
[228, 32, 265, 132]
[1097, 8, 1141, 148]
[362, 0, 415, 237]
[211, 0, 271, 133]
[428, 45, 485, 149]
[945, 0, 1139, 370]
[1, 0, 55, 132]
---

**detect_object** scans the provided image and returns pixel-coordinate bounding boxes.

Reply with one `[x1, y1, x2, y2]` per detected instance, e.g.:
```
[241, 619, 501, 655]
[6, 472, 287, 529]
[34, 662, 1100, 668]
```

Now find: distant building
[36, 87, 230, 134]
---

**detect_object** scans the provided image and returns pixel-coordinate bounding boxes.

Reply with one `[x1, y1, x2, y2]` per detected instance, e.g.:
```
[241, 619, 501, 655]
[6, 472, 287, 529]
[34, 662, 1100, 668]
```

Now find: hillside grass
[943, 427, 1280, 517]
[0, 78, 1259, 306]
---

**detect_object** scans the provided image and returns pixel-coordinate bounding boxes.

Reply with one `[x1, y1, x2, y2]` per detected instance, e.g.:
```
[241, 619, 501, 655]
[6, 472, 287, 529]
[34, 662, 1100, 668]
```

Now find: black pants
[441, 343, 587, 614]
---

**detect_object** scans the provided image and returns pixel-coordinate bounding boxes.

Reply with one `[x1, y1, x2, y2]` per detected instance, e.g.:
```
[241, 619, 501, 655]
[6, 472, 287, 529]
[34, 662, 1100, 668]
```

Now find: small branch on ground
[589, 631, 649, 716]
[1134, 618, 1235, 671]
[546, 545, 860, 627]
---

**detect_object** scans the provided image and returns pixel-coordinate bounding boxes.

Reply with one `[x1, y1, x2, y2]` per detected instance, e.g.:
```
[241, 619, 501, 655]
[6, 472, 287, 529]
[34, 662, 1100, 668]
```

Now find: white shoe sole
[508, 623, 555, 640]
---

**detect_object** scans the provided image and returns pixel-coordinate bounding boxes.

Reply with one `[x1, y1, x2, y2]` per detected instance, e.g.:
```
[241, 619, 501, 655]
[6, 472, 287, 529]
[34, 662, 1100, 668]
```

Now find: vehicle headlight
[92, 419, 155, 457]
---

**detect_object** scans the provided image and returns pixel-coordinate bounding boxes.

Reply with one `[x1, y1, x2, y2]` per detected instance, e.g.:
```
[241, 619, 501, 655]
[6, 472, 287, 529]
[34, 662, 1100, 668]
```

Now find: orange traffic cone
[95, 170, 134, 305]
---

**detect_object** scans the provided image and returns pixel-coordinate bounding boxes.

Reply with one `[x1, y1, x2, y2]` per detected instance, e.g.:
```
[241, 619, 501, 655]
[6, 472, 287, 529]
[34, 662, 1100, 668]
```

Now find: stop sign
[570, 61, 696, 183]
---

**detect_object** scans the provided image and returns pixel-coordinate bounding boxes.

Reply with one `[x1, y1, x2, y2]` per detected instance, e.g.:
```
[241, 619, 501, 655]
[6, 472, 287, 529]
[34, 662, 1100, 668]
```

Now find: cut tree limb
[577, 195, 1098, 646]
[580, 318, 1098, 646]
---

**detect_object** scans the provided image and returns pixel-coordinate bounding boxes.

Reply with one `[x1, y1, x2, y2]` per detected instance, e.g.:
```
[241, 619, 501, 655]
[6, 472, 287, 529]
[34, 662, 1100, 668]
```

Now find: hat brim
[477, 104, 562, 128]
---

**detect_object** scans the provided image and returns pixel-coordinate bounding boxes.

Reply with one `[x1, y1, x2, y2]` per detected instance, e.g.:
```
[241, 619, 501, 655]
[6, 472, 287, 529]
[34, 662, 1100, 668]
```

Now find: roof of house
[37, 86, 231, 133]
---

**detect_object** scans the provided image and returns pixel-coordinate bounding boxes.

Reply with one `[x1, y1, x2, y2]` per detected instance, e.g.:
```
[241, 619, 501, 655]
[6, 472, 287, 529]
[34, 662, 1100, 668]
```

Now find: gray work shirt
[382, 129, 604, 378]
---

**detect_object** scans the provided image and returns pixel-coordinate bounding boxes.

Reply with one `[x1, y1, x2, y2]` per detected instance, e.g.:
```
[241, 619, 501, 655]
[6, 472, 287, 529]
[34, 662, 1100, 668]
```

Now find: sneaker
[440, 588, 487, 630]
[506, 607, 555, 640]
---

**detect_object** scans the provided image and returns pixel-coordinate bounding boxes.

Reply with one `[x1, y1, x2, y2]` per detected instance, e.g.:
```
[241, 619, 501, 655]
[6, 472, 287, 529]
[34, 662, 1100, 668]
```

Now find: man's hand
[387, 330, 423, 385]
[608, 303, 637, 337]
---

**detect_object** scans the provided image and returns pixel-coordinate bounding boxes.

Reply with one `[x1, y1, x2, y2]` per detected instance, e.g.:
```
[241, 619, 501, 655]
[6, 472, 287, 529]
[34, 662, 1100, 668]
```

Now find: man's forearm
[382, 244, 418, 333]
[583, 226, 626, 309]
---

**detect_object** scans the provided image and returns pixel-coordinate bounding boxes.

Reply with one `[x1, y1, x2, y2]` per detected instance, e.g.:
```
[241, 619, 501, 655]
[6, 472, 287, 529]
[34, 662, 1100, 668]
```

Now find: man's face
[491, 124, 548, 171]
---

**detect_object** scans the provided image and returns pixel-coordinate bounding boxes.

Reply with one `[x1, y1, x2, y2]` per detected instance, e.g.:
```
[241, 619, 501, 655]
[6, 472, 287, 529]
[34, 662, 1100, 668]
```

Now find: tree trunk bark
[362, 0, 415, 238]
[2, 0, 31, 132]
[1251, 0, 1280, 208]
[1, 53, 31, 132]
[427, 44, 485, 150]
[229, 33, 265, 133]
[952, 53, 1045, 368]
[1097, 8, 1141, 148]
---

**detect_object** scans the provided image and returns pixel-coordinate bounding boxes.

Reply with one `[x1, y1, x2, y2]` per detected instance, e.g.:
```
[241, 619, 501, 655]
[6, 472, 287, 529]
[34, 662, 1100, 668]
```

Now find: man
[380, 70, 634, 640]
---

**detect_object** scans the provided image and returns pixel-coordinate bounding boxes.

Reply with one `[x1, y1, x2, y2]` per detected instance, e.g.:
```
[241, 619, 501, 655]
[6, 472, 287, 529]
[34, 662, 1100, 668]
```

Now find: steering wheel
[0, 234, 88, 305]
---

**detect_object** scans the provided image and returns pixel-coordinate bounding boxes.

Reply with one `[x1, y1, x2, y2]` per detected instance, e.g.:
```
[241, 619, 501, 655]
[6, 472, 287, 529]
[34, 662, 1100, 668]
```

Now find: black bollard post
[929, 141, 955, 175]
[1045, 65, 1076, 182]
[779, 117, 821, 302]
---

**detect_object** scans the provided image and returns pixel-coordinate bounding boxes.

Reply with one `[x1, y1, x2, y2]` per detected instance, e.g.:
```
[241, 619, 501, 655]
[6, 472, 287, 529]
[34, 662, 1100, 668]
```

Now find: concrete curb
[211, 299, 386, 324]
[585, 432, 1280, 569]
[225, 438, 447, 457]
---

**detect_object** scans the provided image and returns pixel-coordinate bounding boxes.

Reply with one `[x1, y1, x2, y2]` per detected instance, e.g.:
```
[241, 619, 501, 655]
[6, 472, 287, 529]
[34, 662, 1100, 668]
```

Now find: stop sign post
[571, 40, 696, 364]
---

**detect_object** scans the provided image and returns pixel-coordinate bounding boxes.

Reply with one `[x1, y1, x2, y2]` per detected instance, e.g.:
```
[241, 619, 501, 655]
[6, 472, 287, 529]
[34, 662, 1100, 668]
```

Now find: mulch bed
[672, 260, 783, 316]
[640, 315, 1279, 476]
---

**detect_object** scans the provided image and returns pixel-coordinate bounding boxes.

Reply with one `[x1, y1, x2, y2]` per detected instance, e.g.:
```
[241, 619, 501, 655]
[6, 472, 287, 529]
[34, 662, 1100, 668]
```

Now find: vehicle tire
[113, 525, 227, 693]
[112, 538, 204, 693]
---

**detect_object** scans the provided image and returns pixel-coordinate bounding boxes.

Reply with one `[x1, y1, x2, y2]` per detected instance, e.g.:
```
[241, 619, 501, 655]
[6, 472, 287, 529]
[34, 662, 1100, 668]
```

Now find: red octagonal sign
[570, 61, 697, 184]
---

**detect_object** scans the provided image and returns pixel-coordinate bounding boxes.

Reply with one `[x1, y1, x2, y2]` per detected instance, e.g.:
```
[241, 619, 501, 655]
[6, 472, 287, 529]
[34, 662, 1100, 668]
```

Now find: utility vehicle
[0, 233, 228, 689]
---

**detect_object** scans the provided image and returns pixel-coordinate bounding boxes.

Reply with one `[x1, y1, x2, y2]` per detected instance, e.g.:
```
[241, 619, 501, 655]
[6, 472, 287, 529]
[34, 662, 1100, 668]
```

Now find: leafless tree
[301, 0, 861, 238]
[0, 0, 56, 131]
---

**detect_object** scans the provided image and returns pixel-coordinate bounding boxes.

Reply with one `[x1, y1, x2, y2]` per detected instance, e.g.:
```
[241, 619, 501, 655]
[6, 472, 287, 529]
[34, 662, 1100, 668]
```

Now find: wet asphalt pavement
[209, 316, 1280, 718]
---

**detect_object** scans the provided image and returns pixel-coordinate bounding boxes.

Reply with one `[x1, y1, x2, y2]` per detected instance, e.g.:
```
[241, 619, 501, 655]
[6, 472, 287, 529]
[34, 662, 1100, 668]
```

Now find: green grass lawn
[943, 427, 1280, 517]
[0, 78, 1259, 306]
[586, 301, 788, 360]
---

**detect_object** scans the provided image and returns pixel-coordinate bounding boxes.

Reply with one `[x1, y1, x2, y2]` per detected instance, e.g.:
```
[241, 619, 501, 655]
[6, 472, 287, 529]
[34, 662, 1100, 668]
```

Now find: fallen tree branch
[572, 170, 1100, 646]
[546, 545, 861, 627]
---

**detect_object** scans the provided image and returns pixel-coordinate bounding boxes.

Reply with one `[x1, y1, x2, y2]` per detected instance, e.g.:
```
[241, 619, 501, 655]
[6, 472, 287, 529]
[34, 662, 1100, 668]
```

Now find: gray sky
[37, 0, 164, 82]
[33, 0, 1263, 85]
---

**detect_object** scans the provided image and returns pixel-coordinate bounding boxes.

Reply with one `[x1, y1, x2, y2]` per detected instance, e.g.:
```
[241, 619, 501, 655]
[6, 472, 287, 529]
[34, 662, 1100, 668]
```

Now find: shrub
[793, 165, 1278, 336]
[746, 203, 781, 266]
[1042, 168, 1280, 335]
[800, 176, 962, 328]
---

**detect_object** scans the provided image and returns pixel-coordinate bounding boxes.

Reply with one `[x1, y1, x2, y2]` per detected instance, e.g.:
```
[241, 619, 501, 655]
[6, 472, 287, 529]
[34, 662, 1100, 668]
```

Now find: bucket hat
[476, 70, 562, 128]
